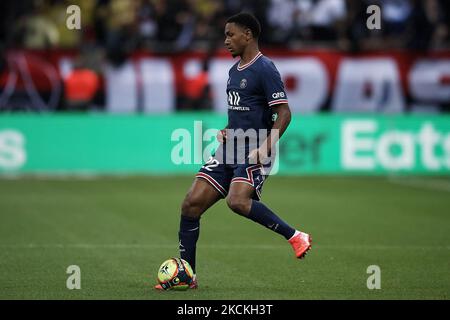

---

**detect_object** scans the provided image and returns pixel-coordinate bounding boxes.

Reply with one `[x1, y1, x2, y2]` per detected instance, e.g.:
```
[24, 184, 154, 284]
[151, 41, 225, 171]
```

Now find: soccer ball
[157, 258, 193, 290]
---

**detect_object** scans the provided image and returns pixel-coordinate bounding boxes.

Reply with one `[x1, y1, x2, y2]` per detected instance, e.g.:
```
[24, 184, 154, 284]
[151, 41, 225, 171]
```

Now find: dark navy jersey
[214, 52, 288, 166]
[226, 52, 288, 131]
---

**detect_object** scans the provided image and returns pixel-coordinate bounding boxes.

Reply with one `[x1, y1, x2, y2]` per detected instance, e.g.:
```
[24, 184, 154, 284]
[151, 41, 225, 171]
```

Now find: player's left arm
[249, 61, 292, 163]
[269, 102, 291, 144]
[254, 103, 291, 162]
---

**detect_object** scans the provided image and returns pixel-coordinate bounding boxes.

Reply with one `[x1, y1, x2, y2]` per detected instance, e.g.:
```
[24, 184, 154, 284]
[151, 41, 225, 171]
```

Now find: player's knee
[226, 196, 251, 216]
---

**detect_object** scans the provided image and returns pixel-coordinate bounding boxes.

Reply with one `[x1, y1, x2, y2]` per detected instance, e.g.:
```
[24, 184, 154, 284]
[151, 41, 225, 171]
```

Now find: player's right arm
[217, 125, 228, 143]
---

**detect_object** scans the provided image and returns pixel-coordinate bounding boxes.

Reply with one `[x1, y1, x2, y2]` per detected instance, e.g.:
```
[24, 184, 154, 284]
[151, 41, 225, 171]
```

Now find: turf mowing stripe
[387, 177, 450, 192]
[0, 244, 448, 250]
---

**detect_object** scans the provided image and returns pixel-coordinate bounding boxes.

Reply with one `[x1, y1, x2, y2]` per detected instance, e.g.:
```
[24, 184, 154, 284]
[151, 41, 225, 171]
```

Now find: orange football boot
[288, 231, 312, 259]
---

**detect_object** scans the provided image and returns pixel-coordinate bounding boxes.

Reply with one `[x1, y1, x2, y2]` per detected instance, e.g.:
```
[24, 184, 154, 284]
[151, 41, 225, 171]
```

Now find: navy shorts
[196, 156, 267, 200]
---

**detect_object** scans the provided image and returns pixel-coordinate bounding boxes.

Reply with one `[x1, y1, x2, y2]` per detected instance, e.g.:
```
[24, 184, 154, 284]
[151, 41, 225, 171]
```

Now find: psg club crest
[240, 78, 247, 89]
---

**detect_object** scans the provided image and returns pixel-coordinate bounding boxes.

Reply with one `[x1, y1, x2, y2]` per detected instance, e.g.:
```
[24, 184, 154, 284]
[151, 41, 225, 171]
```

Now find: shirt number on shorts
[202, 157, 219, 172]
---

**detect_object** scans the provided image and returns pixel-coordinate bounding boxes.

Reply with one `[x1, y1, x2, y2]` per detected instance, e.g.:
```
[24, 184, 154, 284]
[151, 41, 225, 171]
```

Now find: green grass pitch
[0, 176, 449, 300]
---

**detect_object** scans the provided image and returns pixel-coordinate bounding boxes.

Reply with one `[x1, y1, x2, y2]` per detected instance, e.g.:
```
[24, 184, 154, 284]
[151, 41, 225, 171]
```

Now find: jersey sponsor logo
[272, 92, 286, 99]
[228, 105, 250, 111]
[228, 90, 250, 111]
[228, 91, 241, 106]
[240, 78, 247, 89]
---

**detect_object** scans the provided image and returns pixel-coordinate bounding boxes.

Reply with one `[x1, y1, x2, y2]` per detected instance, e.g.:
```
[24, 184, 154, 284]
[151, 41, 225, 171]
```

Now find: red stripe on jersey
[268, 99, 289, 106]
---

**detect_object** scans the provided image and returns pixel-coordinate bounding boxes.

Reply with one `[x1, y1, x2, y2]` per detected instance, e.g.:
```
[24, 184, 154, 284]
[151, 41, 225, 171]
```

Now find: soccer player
[155, 12, 312, 290]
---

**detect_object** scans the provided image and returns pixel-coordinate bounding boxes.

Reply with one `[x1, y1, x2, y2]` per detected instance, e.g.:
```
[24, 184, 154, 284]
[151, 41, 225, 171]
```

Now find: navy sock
[178, 215, 200, 274]
[248, 200, 296, 240]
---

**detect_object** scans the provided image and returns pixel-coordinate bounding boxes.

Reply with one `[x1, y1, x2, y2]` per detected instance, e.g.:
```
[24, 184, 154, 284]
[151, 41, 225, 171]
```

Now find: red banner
[1, 49, 449, 113]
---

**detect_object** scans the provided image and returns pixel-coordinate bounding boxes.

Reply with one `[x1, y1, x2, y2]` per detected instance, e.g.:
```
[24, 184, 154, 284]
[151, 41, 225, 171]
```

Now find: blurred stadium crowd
[0, 0, 449, 112]
[2, 0, 449, 52]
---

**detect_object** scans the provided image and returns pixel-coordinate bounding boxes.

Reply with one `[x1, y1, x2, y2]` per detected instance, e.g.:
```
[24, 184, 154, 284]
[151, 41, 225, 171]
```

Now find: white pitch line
[387, 177, 450, 193]
[0, 244, 448, 250]
[0, 173, 172, 180]
[0, 172, 100, 180]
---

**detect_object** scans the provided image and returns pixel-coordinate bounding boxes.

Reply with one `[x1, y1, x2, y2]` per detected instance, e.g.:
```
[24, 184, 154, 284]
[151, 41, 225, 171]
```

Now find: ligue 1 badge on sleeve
[240, 78, 247, 89]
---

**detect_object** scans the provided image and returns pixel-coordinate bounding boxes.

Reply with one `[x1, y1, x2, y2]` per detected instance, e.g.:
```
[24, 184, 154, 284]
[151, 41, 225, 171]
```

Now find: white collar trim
[237, 52, 263, 71]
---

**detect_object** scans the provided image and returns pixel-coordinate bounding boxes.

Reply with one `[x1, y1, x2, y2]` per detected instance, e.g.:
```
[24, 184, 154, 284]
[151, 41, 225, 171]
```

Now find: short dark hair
[226, 12, 261, 39]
